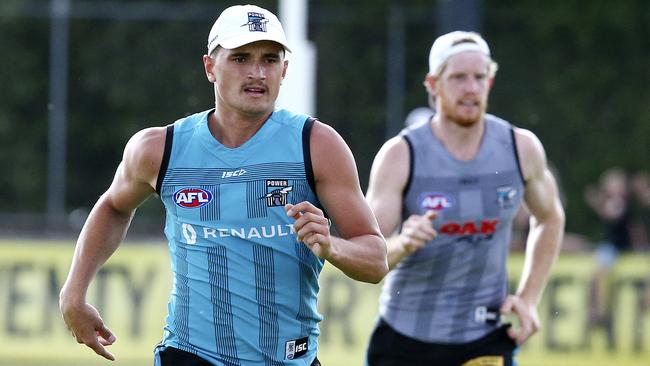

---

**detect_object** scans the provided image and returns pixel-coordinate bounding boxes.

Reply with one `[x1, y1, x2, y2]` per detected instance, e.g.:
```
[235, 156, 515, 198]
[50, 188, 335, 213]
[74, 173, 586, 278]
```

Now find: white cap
[428, 31, 491, 75]
[207, 5, 291, 55]
[404, 107, 433, 127]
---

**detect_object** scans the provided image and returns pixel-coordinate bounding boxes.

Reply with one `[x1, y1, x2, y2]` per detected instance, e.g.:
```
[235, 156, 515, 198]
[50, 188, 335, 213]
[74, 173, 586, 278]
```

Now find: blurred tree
[0, 16, 49, 212]
[0, 0, 647, 238]
[484, 0, 650, 237]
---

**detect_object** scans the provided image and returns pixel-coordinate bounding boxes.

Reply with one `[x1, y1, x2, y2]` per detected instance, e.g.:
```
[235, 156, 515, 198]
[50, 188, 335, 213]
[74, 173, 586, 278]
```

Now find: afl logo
[420, 193, 453, 211]
[173, 188, 213, 208]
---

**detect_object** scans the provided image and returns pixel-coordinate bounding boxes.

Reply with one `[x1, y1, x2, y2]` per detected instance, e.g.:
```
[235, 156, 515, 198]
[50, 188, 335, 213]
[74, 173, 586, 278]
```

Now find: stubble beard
[440, 98, 486, 128]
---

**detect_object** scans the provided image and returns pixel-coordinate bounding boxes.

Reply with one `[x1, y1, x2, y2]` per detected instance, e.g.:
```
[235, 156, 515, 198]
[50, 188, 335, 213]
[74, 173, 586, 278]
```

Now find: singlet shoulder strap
[402, 134, 414, 198]
[510, 126, 526, 185]
[155, 124, 174, 195]
[302, 117, 328, 217]
[302, 117, 317, 194]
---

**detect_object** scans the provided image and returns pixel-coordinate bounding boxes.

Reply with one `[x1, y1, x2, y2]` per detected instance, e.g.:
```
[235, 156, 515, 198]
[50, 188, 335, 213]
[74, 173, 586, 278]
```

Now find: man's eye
[233, 57, 246, 63]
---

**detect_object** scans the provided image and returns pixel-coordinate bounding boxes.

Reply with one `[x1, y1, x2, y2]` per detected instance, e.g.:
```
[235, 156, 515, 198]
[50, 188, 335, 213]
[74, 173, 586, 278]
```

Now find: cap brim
[218, 33, 291, 53]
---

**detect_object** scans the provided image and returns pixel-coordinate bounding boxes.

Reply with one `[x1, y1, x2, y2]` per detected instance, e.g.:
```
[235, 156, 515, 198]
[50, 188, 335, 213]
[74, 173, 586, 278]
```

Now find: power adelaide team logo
[497, 186, 518, 209]
[173, 187, 213, 208]
[243, 12, 268, 32]
[262, 180, 292, 207]
[420, 192, 454, 211]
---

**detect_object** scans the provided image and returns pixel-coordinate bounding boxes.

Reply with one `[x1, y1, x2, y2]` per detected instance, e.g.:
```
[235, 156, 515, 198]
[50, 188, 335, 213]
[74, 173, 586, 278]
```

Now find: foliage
[0, 0, 648, 238]
[484, 0, 650, 236]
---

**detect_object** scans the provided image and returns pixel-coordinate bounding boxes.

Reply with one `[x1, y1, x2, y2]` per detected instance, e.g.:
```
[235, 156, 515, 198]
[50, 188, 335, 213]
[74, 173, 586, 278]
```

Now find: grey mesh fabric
[379, 114, 525, 343]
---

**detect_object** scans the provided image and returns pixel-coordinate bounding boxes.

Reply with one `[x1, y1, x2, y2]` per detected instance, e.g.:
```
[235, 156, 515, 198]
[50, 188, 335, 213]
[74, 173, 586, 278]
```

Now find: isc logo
[285, 337, 308, 360]
[222, 169, 246, 178]
[295, 343, 307, 353]
[173, 188, 213, 208]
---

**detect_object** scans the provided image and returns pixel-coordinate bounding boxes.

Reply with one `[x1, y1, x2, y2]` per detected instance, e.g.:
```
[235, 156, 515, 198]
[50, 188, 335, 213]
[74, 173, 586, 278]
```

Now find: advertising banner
[0, 241, 648, 366]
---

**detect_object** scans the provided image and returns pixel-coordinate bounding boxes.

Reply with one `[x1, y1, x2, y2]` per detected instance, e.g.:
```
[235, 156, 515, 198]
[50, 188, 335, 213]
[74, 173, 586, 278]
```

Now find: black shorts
[154, 346, 322, 366]
[366, 317, 518, 366]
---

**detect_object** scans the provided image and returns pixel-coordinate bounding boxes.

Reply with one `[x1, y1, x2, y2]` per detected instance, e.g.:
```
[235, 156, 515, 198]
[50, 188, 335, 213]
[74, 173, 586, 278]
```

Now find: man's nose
[248, 63, 266, 80]
[464, 77, 481, 93]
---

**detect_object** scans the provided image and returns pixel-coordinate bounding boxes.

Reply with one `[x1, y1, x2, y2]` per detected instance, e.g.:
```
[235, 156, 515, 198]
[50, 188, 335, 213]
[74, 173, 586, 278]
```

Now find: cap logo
[243, 12, 268, 32]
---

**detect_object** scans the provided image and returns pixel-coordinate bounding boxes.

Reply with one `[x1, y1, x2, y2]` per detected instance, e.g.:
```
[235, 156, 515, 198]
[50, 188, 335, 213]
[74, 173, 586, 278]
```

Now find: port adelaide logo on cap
[244, 12, 268, 32]
[261, 179, 292, 207]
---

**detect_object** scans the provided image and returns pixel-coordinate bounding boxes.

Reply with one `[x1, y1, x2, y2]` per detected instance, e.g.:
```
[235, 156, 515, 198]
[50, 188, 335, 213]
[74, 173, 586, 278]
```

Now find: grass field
[1, 240, 648, 366]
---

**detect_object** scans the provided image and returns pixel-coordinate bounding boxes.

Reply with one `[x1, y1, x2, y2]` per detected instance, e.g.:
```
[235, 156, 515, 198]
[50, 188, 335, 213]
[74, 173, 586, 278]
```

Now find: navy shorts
[366, 317, 518, 366]
[154, 346, 322, 366]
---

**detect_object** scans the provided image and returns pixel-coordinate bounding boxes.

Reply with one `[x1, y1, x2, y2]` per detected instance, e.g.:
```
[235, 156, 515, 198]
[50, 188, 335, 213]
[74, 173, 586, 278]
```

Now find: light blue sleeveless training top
[380, 114, 525, 343]
[156, 108, 323, 365]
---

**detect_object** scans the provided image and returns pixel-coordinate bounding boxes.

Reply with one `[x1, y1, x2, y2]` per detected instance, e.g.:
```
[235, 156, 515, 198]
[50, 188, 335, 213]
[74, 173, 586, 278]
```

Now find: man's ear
[282, 59, 288, 79]
[203, 55, 216, 83]
[423, 73, 437, 97]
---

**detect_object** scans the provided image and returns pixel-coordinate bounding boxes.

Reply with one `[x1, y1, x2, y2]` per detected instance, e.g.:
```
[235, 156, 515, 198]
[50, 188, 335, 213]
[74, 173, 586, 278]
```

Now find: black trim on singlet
[509, 127, 526, 186]
[302, 117, 317, 194]
[155, 124, 174, 195]
[302, 117, 328, 218]
[401, 135, 415, 198]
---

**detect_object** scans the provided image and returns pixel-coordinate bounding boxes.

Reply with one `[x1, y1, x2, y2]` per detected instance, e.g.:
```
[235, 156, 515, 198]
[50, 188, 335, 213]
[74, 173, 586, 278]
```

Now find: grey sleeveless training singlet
[379, 114, 525, 344]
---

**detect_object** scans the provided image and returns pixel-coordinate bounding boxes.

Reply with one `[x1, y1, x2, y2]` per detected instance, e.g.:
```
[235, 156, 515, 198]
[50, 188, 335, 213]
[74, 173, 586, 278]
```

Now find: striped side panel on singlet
[173, 245, 195, 354]
[208, 246, 241, 366]
[253, 245, 283, 366]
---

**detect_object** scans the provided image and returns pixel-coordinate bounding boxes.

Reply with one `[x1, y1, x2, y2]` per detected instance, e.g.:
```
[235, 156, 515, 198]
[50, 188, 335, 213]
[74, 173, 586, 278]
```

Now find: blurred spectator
[628, 170, 650, 309]
[629, 170, 650, 249]
[511, 163, 588, 253]
[404, 106, 434, 127]
[584, 168, 633, 325]
[585, 168, 633, 256]
[404, 80, 437, 128]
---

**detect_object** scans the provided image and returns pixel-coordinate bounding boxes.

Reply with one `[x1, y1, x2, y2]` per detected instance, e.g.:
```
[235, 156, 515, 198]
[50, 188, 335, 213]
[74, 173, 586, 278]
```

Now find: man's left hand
[285, 202, 333, 260]
[500, 294, 540, 345]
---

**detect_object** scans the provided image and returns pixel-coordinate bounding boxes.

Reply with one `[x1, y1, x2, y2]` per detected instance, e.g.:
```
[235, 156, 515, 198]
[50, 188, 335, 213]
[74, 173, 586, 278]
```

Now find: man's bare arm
[59, 127, 166, 360]
[301, 121, 388, 283]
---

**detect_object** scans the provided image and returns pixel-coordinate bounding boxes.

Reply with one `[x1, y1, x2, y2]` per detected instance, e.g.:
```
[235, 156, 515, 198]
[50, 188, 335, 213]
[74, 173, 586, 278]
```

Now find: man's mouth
[459, 99, 479, 107]
[244, 86, 266, 95]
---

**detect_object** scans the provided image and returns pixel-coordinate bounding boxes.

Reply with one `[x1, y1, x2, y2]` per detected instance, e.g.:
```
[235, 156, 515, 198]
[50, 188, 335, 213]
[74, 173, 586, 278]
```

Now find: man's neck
[431, 114, 485, 161]
[208, 107, 272, 148]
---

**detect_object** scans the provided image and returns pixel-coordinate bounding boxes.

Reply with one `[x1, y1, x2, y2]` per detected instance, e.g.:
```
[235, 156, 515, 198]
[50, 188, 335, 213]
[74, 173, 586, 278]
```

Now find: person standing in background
[365, 31, 565, 366]
[629, 170, 650, 249]
[584, 168, 650, 330]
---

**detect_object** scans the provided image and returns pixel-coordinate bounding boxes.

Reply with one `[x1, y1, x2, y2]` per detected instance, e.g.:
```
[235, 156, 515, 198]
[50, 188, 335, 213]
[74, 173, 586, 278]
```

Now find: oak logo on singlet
[439, 219, 500, 235]
[261, 180, 292, 207]
[173, 187, 213, 208]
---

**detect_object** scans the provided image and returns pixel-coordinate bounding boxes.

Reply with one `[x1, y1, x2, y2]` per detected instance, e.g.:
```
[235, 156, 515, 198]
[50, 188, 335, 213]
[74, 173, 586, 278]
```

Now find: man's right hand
[398, 210, 438, 254]
[60, 300, 117, 361]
